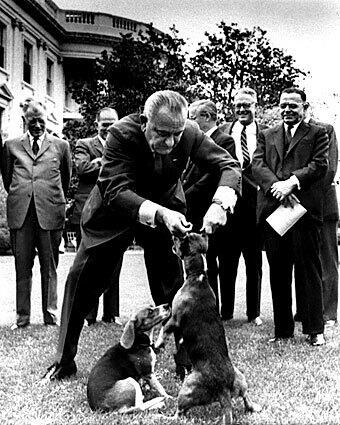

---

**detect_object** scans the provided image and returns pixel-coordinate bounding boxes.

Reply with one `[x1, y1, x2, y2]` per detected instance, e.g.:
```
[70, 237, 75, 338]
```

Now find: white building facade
[0, 0, 151, 139]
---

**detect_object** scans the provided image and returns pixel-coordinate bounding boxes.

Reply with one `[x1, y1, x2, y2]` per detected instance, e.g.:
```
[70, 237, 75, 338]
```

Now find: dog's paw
[248, 402, 262, 413]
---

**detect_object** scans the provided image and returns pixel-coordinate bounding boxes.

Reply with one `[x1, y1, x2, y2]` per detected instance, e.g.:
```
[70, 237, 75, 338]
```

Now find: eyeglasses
[234, 103, 254, 109]
[279, 103, 302, 110]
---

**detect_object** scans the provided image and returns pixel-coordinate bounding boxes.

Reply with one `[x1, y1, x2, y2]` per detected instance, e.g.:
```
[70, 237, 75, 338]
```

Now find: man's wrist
[211, 198, 228, 212]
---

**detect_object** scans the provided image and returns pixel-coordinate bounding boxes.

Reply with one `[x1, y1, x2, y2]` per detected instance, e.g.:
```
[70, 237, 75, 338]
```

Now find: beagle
[87, 304, 171, 413]
[155, 233, 261, 424]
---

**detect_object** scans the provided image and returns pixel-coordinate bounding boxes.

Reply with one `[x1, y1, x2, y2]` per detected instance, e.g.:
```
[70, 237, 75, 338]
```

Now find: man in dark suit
[218, 88, 265, 325]
[295, 105, 338, 326]
[183, 99, 236, 311]
[71, 107, 121, 326]
[1, 101, 72, 329]
[252, 87, 329, 346]
[44, 90, 242, 380]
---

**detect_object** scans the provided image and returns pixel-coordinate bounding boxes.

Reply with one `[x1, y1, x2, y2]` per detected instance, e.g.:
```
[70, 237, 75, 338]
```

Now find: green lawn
[0, 252, 339, 425]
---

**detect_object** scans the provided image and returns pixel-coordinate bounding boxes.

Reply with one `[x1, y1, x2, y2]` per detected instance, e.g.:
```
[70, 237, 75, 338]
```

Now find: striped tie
[241, 125, 250, 168]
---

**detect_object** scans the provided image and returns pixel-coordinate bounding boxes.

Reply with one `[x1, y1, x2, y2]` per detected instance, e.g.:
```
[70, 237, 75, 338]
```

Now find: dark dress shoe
[102, 316, 115, 323]
[294, 314, 301, 322]
[86, 319, 96, 326]
[42, 361, 77, 381]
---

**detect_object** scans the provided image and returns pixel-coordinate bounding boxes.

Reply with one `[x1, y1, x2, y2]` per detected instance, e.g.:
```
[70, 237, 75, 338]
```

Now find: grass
[0, 252, 339, 425]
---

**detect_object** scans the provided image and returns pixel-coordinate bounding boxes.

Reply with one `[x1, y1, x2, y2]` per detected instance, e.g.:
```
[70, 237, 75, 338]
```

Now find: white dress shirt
[231, 121, 257, 167]
[28, 131, 45, 151]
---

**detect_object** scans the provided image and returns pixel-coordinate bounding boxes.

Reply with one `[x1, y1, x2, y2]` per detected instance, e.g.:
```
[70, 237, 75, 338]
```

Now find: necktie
[285, 125, 293, 151]
[154, 153, 163, 175]
[32, 136, 39, 156]
[241, 125, 250, 168]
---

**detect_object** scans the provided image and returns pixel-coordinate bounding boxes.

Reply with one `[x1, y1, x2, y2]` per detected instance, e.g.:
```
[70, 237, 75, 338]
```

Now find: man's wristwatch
[211, 198, 228, 212]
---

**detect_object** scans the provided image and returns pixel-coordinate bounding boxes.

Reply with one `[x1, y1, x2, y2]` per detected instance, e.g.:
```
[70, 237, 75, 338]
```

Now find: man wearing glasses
[220, 88, 265, 325]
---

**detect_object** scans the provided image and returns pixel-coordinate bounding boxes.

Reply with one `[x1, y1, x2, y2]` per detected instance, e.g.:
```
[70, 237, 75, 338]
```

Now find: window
[23, 40, 32, 84]
[46, 58, 53, 96]
[0, 23, 5, 68]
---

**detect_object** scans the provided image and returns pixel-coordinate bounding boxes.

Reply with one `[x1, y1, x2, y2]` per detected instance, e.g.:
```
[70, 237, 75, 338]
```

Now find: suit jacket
[81, 114, 242, 249]
[309, 119, 339, 221]
[1, 132, 72, 230]
[182, 127, 236, 227]
[252, 120, 329, 224]
[71, 135, 104, 225]
[223, 120, 268, 208]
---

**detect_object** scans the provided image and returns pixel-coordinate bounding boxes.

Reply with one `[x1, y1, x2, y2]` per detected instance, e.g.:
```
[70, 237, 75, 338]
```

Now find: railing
[65, 12, 95, 25]
[112, 17, 137, 32]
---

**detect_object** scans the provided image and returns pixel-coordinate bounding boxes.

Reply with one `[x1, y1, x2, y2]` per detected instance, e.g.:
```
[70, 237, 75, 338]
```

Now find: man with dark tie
[219, 88, 265, 325]
[252, 87, 329, 346]
[1, 101, 72, 329]
[71, 107, 121, 326]
[44, 90, 242, 381]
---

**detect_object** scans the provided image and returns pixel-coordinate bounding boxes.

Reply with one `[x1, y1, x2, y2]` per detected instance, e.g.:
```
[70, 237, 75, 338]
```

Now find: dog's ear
[120, 319, 136, 349]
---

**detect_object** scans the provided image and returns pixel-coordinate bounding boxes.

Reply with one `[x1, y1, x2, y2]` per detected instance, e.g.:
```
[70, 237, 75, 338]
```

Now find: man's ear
[140, 114, 148, 131]
[303, 102, 309, 110]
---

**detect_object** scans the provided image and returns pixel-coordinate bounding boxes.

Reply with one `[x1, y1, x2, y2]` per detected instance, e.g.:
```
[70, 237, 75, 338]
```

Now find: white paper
[266, 203, 307, 236]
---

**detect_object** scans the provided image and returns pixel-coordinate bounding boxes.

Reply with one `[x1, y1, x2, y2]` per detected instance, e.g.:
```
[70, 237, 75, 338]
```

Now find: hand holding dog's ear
[156, 207, 192, 236]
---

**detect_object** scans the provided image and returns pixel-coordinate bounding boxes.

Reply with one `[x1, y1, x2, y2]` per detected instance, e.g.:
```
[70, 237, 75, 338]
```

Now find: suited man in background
[295, 103, 338, 326]
[252, 87, 329, 346]
[44, 90, 241, 380]
[71, 107, 121, 326]
[1, 101, 72, 329]
[183, 99, 236, 310]
[219, 88, 265, 325]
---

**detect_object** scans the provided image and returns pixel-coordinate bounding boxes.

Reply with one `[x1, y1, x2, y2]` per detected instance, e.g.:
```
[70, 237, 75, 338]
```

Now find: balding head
[188, 99, 218, 132]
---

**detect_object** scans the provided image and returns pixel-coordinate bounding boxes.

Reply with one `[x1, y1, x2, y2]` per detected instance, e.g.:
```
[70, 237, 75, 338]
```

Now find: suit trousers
[296, 219, 339, 322]
[320, 219, 339, 321]
[207, 199, 262, 320]
[85, 257, 122, 322]
[10, 200, 61, 326]
[264, 219, 324, 337]
[56, 224, 183, 365]
[76, 228, 121, 323]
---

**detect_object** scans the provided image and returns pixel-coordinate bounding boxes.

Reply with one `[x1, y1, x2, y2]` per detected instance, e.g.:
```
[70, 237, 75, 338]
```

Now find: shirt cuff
[212, 186, 238, 211]
[289, 174, 300, 190]
[138, 200, 160, 227]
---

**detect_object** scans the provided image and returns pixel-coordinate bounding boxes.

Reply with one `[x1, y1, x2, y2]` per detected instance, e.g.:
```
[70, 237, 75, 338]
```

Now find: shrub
[0, 179, 10, 254]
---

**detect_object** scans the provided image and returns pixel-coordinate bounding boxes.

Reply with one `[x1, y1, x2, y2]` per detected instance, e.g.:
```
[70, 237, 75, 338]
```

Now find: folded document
[266, 202, 307, 236]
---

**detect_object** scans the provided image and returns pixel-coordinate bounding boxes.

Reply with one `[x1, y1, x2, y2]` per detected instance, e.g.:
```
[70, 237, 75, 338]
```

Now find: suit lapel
[22, 134, 35, 159]
[286, 121, 310, 154]
[273, 124, 285, 162]
[93, 136, 104, 155]
[37, 133, 52, 158]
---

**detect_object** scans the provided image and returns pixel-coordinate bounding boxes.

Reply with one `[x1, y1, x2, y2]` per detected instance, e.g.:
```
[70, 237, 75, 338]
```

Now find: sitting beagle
[155, 233, 261, 424]
[87, 304, 171, 413]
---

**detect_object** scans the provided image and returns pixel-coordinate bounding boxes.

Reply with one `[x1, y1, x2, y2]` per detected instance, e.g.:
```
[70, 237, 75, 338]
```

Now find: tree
[68, 24, 190, 137]
[187, 22, 308, 117]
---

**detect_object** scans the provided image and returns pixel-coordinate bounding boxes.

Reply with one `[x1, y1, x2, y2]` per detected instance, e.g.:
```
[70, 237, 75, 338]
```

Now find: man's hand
[270, 179, 297, 201]
[201, 203, 227, 235]
[156, 207, 192, 236]
[282, 193, 300, 208]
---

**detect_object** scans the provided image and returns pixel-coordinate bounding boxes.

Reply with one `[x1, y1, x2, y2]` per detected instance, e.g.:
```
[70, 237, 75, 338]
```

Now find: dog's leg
[154, 319, 176, 350]
[146, 373, 172, 398]
[219, 390, 233, 425]
[233, 366, 262, 413]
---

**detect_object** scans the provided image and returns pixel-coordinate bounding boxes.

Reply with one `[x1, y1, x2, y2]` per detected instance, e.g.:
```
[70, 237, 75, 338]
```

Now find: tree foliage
[188, 22, 308, 116]
[68, 24, 189, 137]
